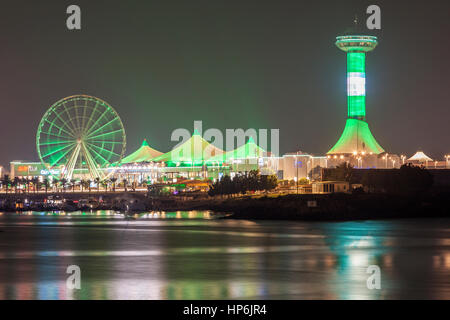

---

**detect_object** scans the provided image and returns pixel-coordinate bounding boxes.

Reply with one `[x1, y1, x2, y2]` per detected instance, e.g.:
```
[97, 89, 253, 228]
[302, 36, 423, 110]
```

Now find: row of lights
[353, 151, 374, 156]
[115, 164, 164, 170]
[326, 152, 397, 168]
[326, 151, 376, 159]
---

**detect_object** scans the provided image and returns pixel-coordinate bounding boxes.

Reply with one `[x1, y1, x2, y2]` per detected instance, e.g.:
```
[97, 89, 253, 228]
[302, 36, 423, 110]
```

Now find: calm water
[0, 211, 450, 300]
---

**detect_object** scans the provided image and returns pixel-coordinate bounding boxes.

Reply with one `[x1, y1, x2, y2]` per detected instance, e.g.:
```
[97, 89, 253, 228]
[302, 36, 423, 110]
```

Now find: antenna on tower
[353, 14, 359, 31]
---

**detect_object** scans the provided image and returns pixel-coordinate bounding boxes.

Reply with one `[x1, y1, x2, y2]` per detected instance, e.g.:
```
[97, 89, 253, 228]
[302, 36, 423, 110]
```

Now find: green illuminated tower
[327, 34, 384, 155]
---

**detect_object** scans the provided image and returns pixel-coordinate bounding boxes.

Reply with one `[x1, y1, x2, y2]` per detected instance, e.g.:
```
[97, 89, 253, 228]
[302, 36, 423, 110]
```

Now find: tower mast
[327, 31, 384, 155]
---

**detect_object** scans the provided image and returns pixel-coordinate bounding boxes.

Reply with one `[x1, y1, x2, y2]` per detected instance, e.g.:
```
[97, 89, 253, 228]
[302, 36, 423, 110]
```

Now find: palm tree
[70, 179, 77, 192]
[80, 179, 86, 192]
[3, 175, 11, 194]
[19, 178, 26, 194]
[60, 178, 68, 193]
[86, 179, 92, 193]
[52, 178, 59, 192]
[13, 177, 19, 194]
[32, 177, 39, 193]
[94, 177, 100, 192]
[43, 178, 50, 194]
[101, 180, 108, 192]
[110, 177, 117, 192]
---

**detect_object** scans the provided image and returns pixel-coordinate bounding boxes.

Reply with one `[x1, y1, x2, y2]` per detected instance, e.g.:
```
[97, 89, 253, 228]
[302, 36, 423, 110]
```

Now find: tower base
[328, 118, 384, 155]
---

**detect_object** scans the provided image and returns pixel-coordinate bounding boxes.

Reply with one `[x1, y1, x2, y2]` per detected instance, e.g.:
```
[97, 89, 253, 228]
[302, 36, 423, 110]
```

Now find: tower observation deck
[327, 35, 385, 155]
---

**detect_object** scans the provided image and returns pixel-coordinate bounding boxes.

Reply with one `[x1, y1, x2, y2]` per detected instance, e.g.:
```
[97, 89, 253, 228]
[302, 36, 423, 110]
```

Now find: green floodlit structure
[327, 35, 385, 155]
[152, 130, 225, 167]
[209, 136, 266, 162]
[121, 139, 163, 164]
[36, 95, 126, 180]
[149, 131, 266, 167]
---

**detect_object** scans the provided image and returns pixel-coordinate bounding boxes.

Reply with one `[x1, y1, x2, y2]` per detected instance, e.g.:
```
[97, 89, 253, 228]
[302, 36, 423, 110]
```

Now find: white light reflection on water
[1, 212, 450, 299]
[0, 245, 322, 260]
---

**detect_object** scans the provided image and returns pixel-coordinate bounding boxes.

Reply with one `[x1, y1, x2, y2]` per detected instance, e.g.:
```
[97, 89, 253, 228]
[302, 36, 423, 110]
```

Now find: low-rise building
[312, 181, 350, 194]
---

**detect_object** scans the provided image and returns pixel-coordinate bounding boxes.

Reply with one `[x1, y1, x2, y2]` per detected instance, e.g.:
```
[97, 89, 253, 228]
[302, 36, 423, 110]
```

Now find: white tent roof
[121, 139, 163, 164]
[152, 130, 223, 163]
[408, 151, 433, 162]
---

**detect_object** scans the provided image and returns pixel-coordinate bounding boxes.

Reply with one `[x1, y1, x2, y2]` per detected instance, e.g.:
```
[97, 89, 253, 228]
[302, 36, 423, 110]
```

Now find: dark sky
[1, 0, 449, 168]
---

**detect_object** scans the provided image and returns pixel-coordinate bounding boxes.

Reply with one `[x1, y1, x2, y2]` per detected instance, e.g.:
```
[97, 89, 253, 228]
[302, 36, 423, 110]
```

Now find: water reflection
[135, 211, 213, 219]
[0, 212, 450, 299]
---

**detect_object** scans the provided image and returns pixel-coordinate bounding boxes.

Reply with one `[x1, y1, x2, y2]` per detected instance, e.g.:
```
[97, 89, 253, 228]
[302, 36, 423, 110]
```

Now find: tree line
[323, 162, 434, 195]
[208, 170, 278, 197]
[360, 164, 433, 195]
[0, 175, 128, 194]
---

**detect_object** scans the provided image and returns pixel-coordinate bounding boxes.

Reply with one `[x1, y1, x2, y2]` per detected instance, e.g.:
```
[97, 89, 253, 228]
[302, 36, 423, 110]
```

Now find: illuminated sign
[347, 72, 366, 96]
[14, 163, 45, 176]
[40, 169, 61, 175]
[17, 165, 38, 172]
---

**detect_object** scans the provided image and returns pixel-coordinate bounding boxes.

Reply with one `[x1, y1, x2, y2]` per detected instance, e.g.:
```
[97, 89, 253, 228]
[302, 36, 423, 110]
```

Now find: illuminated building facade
[10, 161, 59, 179]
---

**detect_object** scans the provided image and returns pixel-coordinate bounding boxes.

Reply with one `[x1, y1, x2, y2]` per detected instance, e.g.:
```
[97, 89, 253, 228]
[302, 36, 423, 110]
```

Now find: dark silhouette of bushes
[323, 162, 354, 182]
[361, 164, 433, 195]
[324, 163, 434, 196]
[208, 170, 278, 197]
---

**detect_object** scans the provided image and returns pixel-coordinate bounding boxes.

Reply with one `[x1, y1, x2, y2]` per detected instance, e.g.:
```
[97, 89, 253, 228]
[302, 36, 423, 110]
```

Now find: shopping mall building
[10, 131, 329, 183]
[10, 131, 447, 186]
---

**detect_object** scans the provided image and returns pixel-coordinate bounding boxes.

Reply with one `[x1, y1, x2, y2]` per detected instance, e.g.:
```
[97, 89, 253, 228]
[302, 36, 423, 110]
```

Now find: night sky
[1, 0, 449, 169]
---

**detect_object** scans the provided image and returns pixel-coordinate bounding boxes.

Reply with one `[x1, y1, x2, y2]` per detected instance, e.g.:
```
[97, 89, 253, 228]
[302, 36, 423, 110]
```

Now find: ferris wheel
[36, 95, 126, 180]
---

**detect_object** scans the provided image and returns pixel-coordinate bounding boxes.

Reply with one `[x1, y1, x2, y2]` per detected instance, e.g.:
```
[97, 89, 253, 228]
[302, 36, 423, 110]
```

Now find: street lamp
[294, 176, 298, 195]
[295, 154, 301, 194]
[401, 155, 406, 165]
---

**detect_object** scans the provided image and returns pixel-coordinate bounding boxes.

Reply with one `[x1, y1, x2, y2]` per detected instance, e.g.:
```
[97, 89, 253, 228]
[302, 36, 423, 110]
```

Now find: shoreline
[1, 190, 449, 222]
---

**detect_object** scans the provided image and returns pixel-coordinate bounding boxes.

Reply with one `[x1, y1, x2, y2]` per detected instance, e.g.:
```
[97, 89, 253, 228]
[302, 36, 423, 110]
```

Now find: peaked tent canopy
[152, 130, 224, 163]
[209, 136, 266, 162]
[408, 151, 433, 162]
[121, 139, 163, 164]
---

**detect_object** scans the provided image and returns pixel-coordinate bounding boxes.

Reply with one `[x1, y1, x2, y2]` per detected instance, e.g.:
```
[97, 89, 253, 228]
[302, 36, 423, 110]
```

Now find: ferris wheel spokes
[37, 95, 126, 181]
[43, 118, 75, 138]
[63, 143, 82, 180]
[83, 107, 112, 138]
[41, 142, 75, 159]
[85, 117, 120, 139]
[81, 142, 103, 180]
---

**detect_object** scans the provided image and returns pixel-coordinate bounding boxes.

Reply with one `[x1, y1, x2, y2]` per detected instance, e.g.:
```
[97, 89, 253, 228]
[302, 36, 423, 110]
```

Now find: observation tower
[327, 28, 384, 155]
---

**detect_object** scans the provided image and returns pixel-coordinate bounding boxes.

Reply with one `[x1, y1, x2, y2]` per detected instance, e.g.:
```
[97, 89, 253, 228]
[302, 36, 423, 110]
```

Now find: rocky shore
[157, 191, 450, 221]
